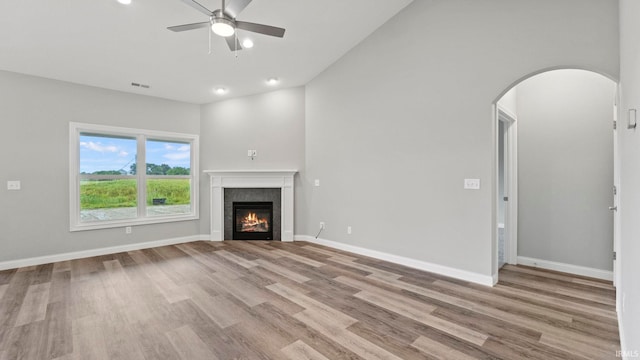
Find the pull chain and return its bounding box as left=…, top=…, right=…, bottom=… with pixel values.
left=208, top=18, right=212, bottom=55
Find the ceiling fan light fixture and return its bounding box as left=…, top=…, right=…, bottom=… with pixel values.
left=117, top=0, right=131, bottom=4
left=211, top=18, right=235, bottom=37
left=266, top=77, right=279, bottom=86
left=214, top=87, right=227, bottom=95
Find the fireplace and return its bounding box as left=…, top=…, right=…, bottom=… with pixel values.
left=232, top=202, right=273, bottom=240
left=205, top=170, right=296, bottom=241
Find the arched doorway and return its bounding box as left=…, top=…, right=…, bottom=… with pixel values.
left=493, top=69, right=618, bottom=284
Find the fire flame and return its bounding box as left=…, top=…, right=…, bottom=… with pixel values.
left=241, top=212, right=269, bottom=232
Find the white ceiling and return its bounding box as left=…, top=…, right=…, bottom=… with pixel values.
left=0, top=0, right=413, bottom=104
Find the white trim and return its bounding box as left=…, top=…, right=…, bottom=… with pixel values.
left=618, top=310, right=629, bottom=360
left=498, top=105, right=518, bottom=121
left=613, top=89, right=621, bottom=295
left=69, top=122, right=200, bottom=232
left=205, top=170, right=297, bottom=242
left=498, top=107, right=518, bottom=266
left=517, top=256, right=613, bottom=281
left=296, top=235, right=494, bottom=286
left=0, top=234, right=209, bottom=271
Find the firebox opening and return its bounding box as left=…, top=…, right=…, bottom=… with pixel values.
left=233, top=202, right=274, bottom=240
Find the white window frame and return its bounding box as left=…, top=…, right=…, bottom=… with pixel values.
left=69, top=122, right=199, bottom=231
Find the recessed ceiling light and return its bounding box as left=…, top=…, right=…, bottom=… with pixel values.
left=266, top=77, right=279, bottom=86
left=242, top=39, right=254, bottom=49
left=117, top=0, right=131, bottom=4
left=214, top=87, right=227, bottom=95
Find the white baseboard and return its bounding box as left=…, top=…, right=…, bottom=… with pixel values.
left=618, top=310, right=627, bottom=359
left=0, top=234, right=209, bottom=271
left=517, top=256, right=613, bottom=281
left=295, top=235, right=494, bottom=286
left=491, top=272, right=499, bottom=286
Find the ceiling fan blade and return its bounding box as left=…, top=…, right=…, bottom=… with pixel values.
left=235, top=21, right=285, bottom=38
left=180, top=0, right=213, bottom=16
left=168, top=21, right=211, bottom=32
left=224, top=0, right=252, bottom=18
left=225, top=36, right=243, bottom=51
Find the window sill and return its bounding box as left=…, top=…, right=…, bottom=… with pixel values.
left=69, top=213, right=199, bottom=232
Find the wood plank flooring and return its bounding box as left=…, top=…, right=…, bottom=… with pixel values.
left=0, top=241, right=620, bottom=359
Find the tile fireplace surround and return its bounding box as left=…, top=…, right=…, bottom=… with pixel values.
left=205, top=170, right=297, bottom=241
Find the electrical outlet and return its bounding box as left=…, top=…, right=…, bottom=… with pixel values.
left=125, top=226, right=132, bottom=234
left=319, top=222, right=325, bottom=230
left=347, top=226, right=352, bottom=235
left=252, top=150, right=257, bottom=157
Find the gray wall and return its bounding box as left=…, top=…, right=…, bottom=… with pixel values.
left=199, top=87, right=306, bottom=236
left=619, top=0, right=640, bottom=352
left=304, top=0, right=618, bottom=276
left=0, top=70, right=201, bottom=262
left=516, top=70, right=615, bottom=271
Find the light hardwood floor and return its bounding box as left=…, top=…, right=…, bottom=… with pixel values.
left=0, top=241, right=620, bottom=359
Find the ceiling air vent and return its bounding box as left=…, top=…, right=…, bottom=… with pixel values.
left=131, top=82, right=151, bottom=89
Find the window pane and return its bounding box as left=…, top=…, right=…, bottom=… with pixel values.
left=145, top=140, right=191, bottom=175
left=80, top=179, right=137, bottom=222
left=79, top=134, right=137, bottom=175
left=146, top=179, right=191, bottom=216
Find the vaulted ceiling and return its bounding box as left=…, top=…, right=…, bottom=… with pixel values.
left=0, top=0, right=413, bottom=104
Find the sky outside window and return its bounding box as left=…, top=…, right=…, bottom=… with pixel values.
left=146, top=139, right=191, bottom=172
left=79, top=135, right=191, bottom=174
left=79, top=134, right=136, bottom=174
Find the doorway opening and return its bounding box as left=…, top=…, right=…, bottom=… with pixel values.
left=493, top=69, right=618, bottom=283
left=497, top=107, right=517, bottom=269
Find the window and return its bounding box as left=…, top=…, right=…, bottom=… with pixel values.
left=69, top=122, right=199, bottom=231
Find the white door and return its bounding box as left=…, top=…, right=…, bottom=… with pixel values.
left=498, top=120, right=507, bottom=268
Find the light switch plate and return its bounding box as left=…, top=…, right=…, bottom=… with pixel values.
left=7, top=180, right=21, bottom=190
left=247, top=150, right=253, bottom=157
left=464, top=178, right=480, bottom=190
left=314, top=179, right=320, bottom=187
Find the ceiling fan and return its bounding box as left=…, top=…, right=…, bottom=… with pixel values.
left=168, top=0, right=286, bottom=51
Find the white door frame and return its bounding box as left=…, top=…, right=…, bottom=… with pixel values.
left=496, top=106, right=518, bottom=274
left=613, top=89, right=621, bottom=292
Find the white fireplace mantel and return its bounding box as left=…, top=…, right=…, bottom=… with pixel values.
left=205, top=170, right=297, bottom=242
